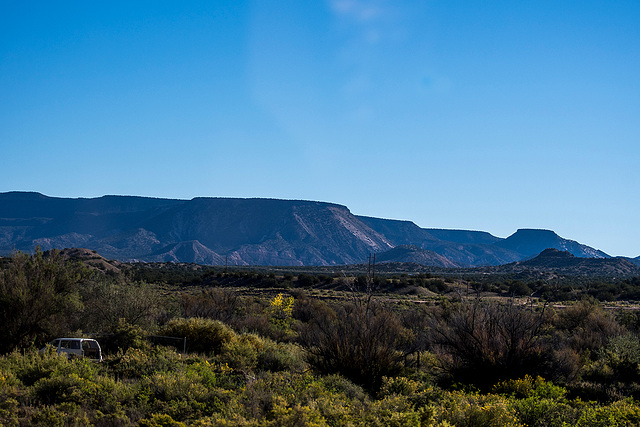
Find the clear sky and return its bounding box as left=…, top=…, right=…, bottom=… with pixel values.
left=1, top=1, right=638, bottom=257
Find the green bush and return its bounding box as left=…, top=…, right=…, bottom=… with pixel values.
left=142, top=371, right=208, bottom=404
left=28, top=401, right=106, bottom=426
left=7, top=348, right=73, bottom=386
left=574, top=399, right=640, bottom=427
left=378, top=376, right=422, bottom=398
left=159, top=318, right=236, bottom=355
left=220, top=334, right=261, bottom=371
left=220, top=333, right=305, bottom=373
left=138, top=413, right=187, bottom=427
left=601, top=333, right=640, bottom=380
left=509, top=397, right=578, bottom=427
left=436, top=391, right=523, bottom=427
left=554, top=300, right=624, bottom=354
left=256, top=340, right=306, bottom=373
left=99, top=318, right=150, bottom=354
left=492, top=375, right=567, bottom=400
left=365, top=395, right=434, bottom=427
left=0, top=397, right=19, bottom=426
left=264, top=395, right=327, bottom=427
left=321, top=374, right=368, bottom=402
left=106, top=346, right=182, bottom=379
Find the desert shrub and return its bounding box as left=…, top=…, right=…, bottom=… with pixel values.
left=138, top=413, right=187, bottom=427
left=79, top=277, right=164, bottom=332
left=269, top=294, right=294, bottom=324
left=142, top=370, right=208, bottom=404
left=239, top=371, right=326, bottom=421
left=616, top=309, right=640, bottom=334
left=256, top=340, right=306, bottom=373
left=377, top=375, right=447, bottom=415
left=509, top=396, right=578, bottom=427
left=263, top=395, right=328, bottom=427
left=299, top=295, right=407, bottom=392
left=548, top=346, right=582, bottom=383
left=378, top=376, right=422, bottom=398
left=429, top=300, right=550, bottom=389
left=492, top=377, right=577, bottom=427
left=185, top=359, right=241, bottom=393
left=292, top=294, right=334, bottom=323
left=0, top=397, right=19, bottom=427
left=296, top=274, right=319, bottom=287
left=32, top=372, right=97, bottom=406
left=29, top=404, right=92, bottom=427
left=235, top=314, right=272, bottom=338
left=106, top=345, right=182, bottom=379
left=321, top=374, right=368, bottom=402
left=94, top=410, right=131, bottom=427
left=221, top=334, right=261, bottom=371
left=227, top=297, right=291, bottom=341
left=99, top=318, right=150, bottom=354
left=364, top=394, right=436, bottom=427
left=243, top=372, right=368, bottom=426
left=6, top=347, right=75, bottom=386
left=189, top=414, right=260, bottom=426
left=312, top=391, right=369, bottom=426
left=0, top=368, right=20, bottom=398
left=553, top=300, right=624, bottom=355
left=492, top=375, right=567, bottom=400
left=180, top=289, right=241, bottom=324
left=599, top=333, right=640, bottom=381
left=509, top=281, right=532, bottom=297
left=578, top=333, right=640, bottom=400
left=0, top=249, right=87, bottom=353
left=27, top=358, right=127, bottom=411
left=159, top=318, right=236, bottom=355
left=221, top=332, right=305, bottom=373
left=267, top=293, right=296, bottom=341
left=426, top=278, right=448, bottom=293
left=397, top=308, right=433, bottom=370
left=574, top=399, right=640, bottom=427
left=436, top=391, right=523, bottom=427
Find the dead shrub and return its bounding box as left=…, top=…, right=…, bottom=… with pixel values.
left=428, top=299, right=550, bottom=389
left=298, top=295, right=407, bottom=392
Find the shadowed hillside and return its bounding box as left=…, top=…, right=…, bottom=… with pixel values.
left=0, top=192, right=616, bottom=267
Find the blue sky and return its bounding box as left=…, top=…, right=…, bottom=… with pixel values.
left=1, top=1, right=638, bottom=257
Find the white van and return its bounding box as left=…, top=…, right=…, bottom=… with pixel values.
left=44, top=338, right=103, bottom=362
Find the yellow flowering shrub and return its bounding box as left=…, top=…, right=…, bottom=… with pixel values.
left=270, top=294, right=294, bottom=323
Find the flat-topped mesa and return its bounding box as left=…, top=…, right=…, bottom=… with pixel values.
left=0, top=192, right=615, bottom=268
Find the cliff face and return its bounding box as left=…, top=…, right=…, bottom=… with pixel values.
left=0, top=193, right=392, bottom=266
left=0, top=192, right=612, bottom=267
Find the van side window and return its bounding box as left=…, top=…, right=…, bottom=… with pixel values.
left=60, top=340, right=71, bottom=349
left=51, top=339, right=60, bottom=348
left=70, top=340, right=81, bottom=349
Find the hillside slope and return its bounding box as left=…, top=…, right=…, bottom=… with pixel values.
left=0, top=192, right=392, bottom=266
left=489, top=248, right=640, bottom=277
left=0, top=192, right=614, bottom=267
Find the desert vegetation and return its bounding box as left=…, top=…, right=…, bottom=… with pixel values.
left=2, top=250, right=640, bottom=425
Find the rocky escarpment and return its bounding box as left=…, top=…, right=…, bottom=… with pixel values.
left=0, top=192, right=615, bottom=267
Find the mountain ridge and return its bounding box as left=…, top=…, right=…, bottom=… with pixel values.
left=485, top=248, right=640, bottom=277
left=0, top=192, right=624, bottom=268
